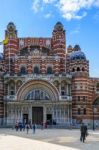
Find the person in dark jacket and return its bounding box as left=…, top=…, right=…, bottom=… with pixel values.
left=26, top=124, right=30, bottom=134
left=32, top=124, right=36, bottom=134
left=80, top=123, right=87, bottom=143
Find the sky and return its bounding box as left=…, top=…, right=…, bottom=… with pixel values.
left=0, top=0, right=99, bottom=77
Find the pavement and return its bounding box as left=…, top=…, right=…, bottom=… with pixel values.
left=0, top=128, right=99, bottom=150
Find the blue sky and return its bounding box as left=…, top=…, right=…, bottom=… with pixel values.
left=0, top=0, right=99, bottom=77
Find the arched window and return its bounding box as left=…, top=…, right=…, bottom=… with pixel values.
left=20, top=66, right=27, bottom=75
left=9, top=82, right=15, bottom=95
left=25, top=89, right=50, bottom=100
left=34, top=66, right=39, bottom=74
left=78, top=108, right=81, bottom=115
left=72, top=68, right=75, bottom=72
left=83, top=108, right=86, bottom=115
left=78, top=96, right=80, bottom=101
left=77, top=67, right=80, bottom=72
left=47, top=66, right=53, bottom=74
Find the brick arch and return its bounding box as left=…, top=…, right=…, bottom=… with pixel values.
left=17, top=79, right=59, bottom=101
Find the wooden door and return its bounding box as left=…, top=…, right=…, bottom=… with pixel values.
left=32, top=107, right=43, bottom=124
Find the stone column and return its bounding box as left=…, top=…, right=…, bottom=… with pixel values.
left=29, top=104, right=32, bottom=122
left=43, top=105, right=46, bottom=124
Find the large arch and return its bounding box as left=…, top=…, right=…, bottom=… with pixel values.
left=17, top=79, right=59, bottom=101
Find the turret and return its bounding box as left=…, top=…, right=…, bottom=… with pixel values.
left=67, top=45, right=89, bottom=77
left=4, top=22, right=18, bottom=74
left=52, top=22, right=66, bottom=73
left=0, top=53, right=4, bottom=124
left=5, top=22, right=17, bottom=39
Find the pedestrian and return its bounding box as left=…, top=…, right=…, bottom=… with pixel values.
left=19, top=122, right=22, bottom=131
left=32, top=123, right=36, bottom=134
left=84, top=124, right=88, bottom=138
left=26, top=123, right=29, bottom=134
left=45, top=121, right=48, bottom=129
left=80, top=123, right=86, bottom=143
left=15, top=121, right=19, bottom=131
left=22, top=122, right=25, bottom=131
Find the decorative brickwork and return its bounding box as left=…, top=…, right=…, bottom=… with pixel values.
left=0, top=22, right=99, bottom=127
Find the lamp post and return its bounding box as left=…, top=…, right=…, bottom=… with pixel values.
left=93, top=106, right=97, bottom=131
left=93, top=105, right=95, bottom=130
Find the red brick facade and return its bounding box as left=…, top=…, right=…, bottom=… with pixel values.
left=0, top=22, right=99, bottom=127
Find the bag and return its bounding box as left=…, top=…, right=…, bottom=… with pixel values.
left=86, top=132, right=89, bottom=137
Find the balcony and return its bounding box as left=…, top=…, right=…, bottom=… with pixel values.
left=59, top=95, right=72, bottom=101
left=4, top=95, right=17, bottom=101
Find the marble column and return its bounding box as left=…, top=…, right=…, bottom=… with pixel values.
left=29, top=105, right=32, bottom=122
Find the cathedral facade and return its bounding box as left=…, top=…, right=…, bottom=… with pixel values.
left=0, top=22, right=99, bottom=127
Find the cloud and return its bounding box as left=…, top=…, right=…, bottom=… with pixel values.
left=32, top=0, right=41, bottom=13
left=44, top=12, right=53, bottom=18
left=32, top=0, right=99, bottom=20
left=43, top=0, right=56, bottom=4
left=58, top=0, right=99, bottom=20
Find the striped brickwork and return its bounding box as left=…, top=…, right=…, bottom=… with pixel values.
left=0, top=22, right=98, bottom=125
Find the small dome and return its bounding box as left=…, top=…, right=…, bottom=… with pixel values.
left=54, top=22, right=64, bottom=31
left=0, top=53, right=3, bottom=60
left=7, top=22, right=16, bottom=30
left=70, top=51, right=86, bottom=60
left=73, top=45, right=81, bottom=51
left=67, top=45, right=73, bottom=49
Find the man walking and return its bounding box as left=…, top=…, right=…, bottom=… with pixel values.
left=80, top=123, right=87, bottom=143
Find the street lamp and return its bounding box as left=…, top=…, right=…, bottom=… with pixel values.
left=93, top=106, right=97, bottom=130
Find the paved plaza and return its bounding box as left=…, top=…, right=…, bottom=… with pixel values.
left=0, top=128, right=99, bottom=150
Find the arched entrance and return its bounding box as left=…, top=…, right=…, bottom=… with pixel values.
left=16, top=79, right=59, bottom=124
left=17, top=79, right=59, bottom=101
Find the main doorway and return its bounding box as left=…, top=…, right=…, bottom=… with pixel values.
left=32, top=107, right=43, bottom=124
left=23, top=114, right=28, bottom=124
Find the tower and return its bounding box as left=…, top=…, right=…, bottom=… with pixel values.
left=67, top=45, right=90, bottom=124
left=4, top=22, right=18, bottom=74
left=52, top=22, right=66, bottom=73
left=0, top=53, right=4, bottom=125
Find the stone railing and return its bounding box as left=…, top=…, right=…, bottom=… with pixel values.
left=4, top=73, right=72, bottom=79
